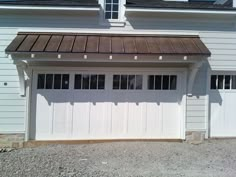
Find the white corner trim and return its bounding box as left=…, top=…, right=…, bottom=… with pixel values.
left=125, top=7, right=236, bottom=15
left=15, top=62, right=27, bottom=96
left=0, top=5, right=100, bottom=11
left=187, top=61, right=204, bottom=96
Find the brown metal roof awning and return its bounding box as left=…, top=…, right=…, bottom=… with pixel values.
left=5, top=32, right=211, bottom=57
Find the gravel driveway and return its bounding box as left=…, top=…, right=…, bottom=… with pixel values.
left=0, top=139, right=236, bottom=177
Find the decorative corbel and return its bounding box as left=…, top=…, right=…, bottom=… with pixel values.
left=14, top=61, right=27, bottom=96
left=187, top=61, right=204, bottom=97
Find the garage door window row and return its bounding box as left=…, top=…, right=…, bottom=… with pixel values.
left=37, top=74, right=70, bottom=90
left=148, top=75, right=177, bottom=90
left=74, top=74, right=105, bottom=90
left=211, top=75, right=236, bottom=90
left=113, top=75, right=143, bottom=90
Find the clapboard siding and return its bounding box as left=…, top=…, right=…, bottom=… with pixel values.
left=0, top=105, right=25, bottom=112
left=186, top=123, right=206, bottom=130
left=186, top=66, right=207, bottom=130
left=0, top=124, right=25, bottom=132
left=0, top=27, right=25, bottom=133
left=0, top=70, right=18, bottom=76
left=0, top=118, right=24, bottom=124
left=0, top=93, right=24, bottom=99
left=0, top=112, right=25, bottom=118
left=0, top=100, right=26, bottom=106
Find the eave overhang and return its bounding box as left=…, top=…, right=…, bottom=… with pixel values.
left=5, top=32, right=211, bottom=59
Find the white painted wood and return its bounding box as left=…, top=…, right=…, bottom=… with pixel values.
left=186, top=123, right=206, bottom=130
left=0, top=112, right=25, bottom=118
left=0, top=99, right=26, bottom=106
left=0, top=118, right=24, bottom=124
left=31, top=69, right=186, bottom=140
left=0, top=105, right=25, bottom=112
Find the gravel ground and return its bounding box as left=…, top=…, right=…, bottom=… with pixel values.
left=0, top=139, right=236, bottom=177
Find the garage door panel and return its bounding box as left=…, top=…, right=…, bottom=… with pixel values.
left=111, top=102, right=128, bottom=136
left=127, top=102, right=145, bottom=136
left=162, top=103, right=181, bottom=138
left=35, top=94, right=52, bottom=138
left=89, top=102, right=110, bottom=137
left=225, top=93, right=236, bottom=133
left=72, top=102, right=90, bottom=137
left=146, top=102, right=161, bottom=136
left=52, top=102, right=69, bottom=135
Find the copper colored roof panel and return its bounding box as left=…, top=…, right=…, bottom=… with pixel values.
left=5, top=32, right=211, bottom=56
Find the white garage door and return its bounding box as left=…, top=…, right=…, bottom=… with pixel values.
left=210, top=73, right=236, bottom=137
left=30, top=69, right=186, bottom=140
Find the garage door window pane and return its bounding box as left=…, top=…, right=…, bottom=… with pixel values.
left=113, top=75, right=120, bottom=89
left=82, top=75, right=90, bottom=89
left=37, top=74, right=45, bottom=89
left=148, top=75, right=154, bottom=90
left=46, top=74, right=53, bottom=89
left=135, top=75, right=143, bottom=90
left=170, top=75, right=177, bottom=90
left=128, top=75, right=135, bottom=90
left=224, top=75, right=230, bottom=90
left=155, top=75, right=162, bottom=90
left=98, top=75, right=105, bottom=89
left=211, top=75, right=217, bottom=90
left=54, top=74, right=62, bottom=89
left=162, top=75, right=169, bottom=90
left=62, top=74, right=69, bottom=89
left=90, top=75, right=98, bottom=89
left=232, top=76, right=236, bottom=89
left=121, top=75, right=128, bottom=90
left=217, top=75, right=224, bottom=89
left=74, top=74, right=82, bottom=89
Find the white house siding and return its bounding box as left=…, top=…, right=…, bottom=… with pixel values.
left=0, top=28, right=26, bottom=133
left=0, top=10, right=236, bottom=136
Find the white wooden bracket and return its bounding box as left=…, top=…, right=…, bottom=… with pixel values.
left=187, top=61, right=204, bottom=97
left=14, top=61, right=27, bottom=96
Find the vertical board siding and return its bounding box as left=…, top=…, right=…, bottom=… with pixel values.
left=0, top=12, right=236, bottom=134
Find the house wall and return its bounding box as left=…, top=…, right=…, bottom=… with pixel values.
left=124, top=13, right=236, bottom=136
left=0, top=9, right=236, bottom=141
